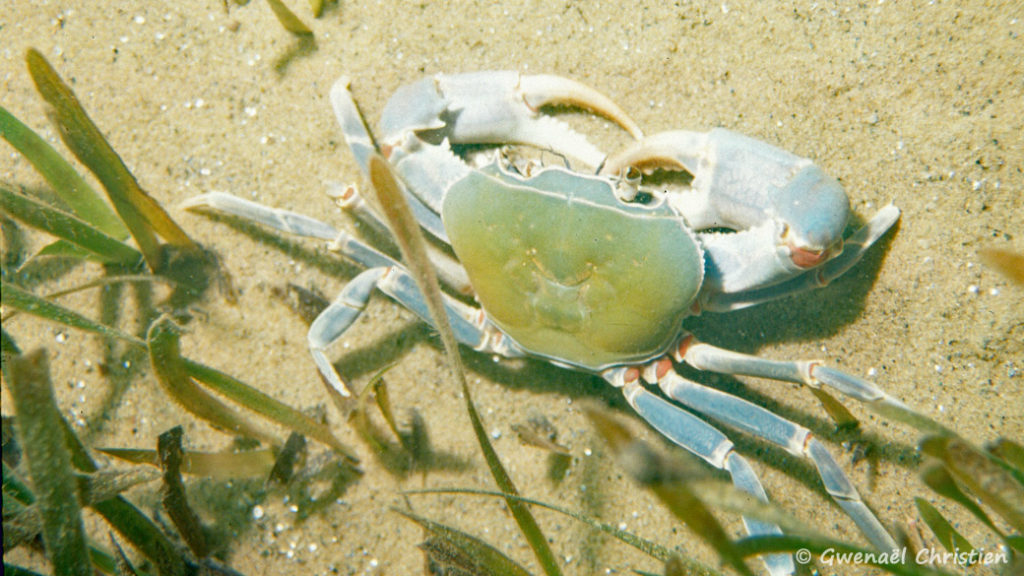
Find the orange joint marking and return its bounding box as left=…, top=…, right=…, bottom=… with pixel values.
left=380, top=142, right=394, bottom=159
left=675, top=334, right=696, bottom=361
left=790, top=245, right=828, bottom=268
left=655, top=357, right=673, bottom=380
left=623, top=367, right=641, bottom=384
left=802, top=432, right=816, bottom=452
left=818, top=269, right=832, bottom=287
left=804, top=361, right=822, bottom=388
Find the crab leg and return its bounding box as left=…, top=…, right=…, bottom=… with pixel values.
left=331, top=78, right=468, bottom=222
left=673, top=333, right=950, bottom=435
left=643, top=361, right=898, bottom=553
left=331, top=184, right=473, bottom=295
left=330, top=176, right=450, bottom=244
left=675, top=334, right=898, bottom=405
left=309, top=266, right=524, bottom=396
left=183, top=192, right=393, bottom=267
left=182, top=192, right=337, bottom=240
left=604, top=368, right=794, bottom=576
left=430, top=72, right=644, bottom=146
left=603, top=128, right=850, bottom=247
left=184, top=191, right=472, bottom=295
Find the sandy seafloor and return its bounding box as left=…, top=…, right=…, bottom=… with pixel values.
left=2, top=1, right=1023, bottom=575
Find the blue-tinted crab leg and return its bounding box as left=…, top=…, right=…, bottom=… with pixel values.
left=604, top=368, right=795, bottom=576
left=604, top=128, right=849, bottom=247
left=183, top=192, right=338, bottom=240
left=330, top=180, right=450, bottom=251
left=673, top=334, right=951, bottom=435
left=183, top=192, right=394, bottom=268
left=702, top=205, right=901, bottom=312
left=331, top=78, right=469, bottom=222
left=643, top=361, right=898, bottom=552
left=354, top=71, right=640, bottom=179
left=333, top=74, right=640, bottom=225
left=674, top=333, right=911, bottom=416
left=184, top=192, right=472, bottom=294
left=331, top=184, right=474, bottom=295
left=310, top=266, right=523, bottom=396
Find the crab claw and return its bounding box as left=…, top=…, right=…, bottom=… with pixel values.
left=772, top=162, right=851, bottom=268
left=517, top=74, right=644, bottom=139
left=377, top=72, right=642, bottom=168
left=602, top=128, right=855, bottom=293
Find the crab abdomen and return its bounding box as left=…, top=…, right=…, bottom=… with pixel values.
left=442, top=168, right=703, bottom=371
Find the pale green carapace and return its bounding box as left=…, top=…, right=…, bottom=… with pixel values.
left=442, top=167, right=704, bottom=371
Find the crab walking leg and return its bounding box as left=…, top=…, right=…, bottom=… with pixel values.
left=333, top=185, right=474, bottom=296
left=184, top=192, right=402, bottom=267
left=331, top=181, right=449, bottom=244
left=645, top=362, right=898, bottom=552
left=309, top=266, right=524, bottom=396
left=674, top=334, right=916, bottom=418
left=674, top=334, right=951, bottom=435
left=183, top=192, right=339, bottom=240
left=702, top=205, right=901, bottom=312
left=331, top=78, right=470, bottom=221
left=604, top=368, right=795, bottom=576
left=185, top=191, right=473, bottom=294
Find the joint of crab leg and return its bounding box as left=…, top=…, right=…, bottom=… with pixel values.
left=518, top=74, right=644, bottom=139
left=471, top=313, right=521, bottom=357
left=797, top=361, right=823, bottom=389
left=641, top=357, right=674, bottom=383
left=601, top=365, right=641, bottom=389
left=810, top=365, right=897, bottom=404
left=672, top=333, right=697, bottom=362
left=326, top=182, right=358, bottom=207
left=805, top=436, right=899, bottom=552
left=481, top=329, right=525, bottom=360
left=308, top=267, right=392, bottom=397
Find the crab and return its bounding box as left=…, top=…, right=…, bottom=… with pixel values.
left=186, top=71, right=908, bottom=574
